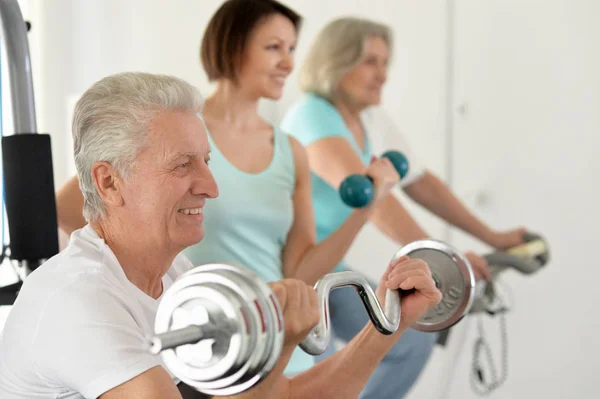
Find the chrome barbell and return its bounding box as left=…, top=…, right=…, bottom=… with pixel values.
left=148, top=239, right=479, bottom=394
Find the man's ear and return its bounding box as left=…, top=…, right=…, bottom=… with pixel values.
left=91, top=162, right=124, bottom=208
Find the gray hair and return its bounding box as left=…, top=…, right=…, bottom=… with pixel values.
left=72, top=72, right=204, bottom=222
left=299, top=17, right=392, bottom=100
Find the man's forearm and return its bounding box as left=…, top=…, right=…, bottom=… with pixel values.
left=369, top=194, right=429, bottom=245
left=404, top=172, right=496, bottom=245
left=286, top=324, right=407, bottom=399
left=222, top=344, right=295, bottom=399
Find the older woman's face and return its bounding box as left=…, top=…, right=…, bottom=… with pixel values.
left=338, top=36, right=389, bottom=107
left=120, top=110, right=218, bottom=252
left=237, top=13, right=297, bottom=100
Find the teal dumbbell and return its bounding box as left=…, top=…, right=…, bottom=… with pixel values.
left=339, top=151, right=409, bottom=208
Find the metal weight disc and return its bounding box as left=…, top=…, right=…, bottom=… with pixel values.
left=391, top=239, right=475, bottom=332
left=155, top=270, right=252, bottom=390
left=198, top=266, right=283, bottom=396
left=171, top=267, right=268, bottom=395
left=165, top=264, right=284, bottom=396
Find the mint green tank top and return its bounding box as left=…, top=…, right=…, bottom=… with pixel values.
left=183, top=126, right=314, bottom=375
left=281, top=93, right=372, bottom=273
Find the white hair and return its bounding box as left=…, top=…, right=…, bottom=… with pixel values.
left=300, top=17, right=392, bottom=100
left=72, top=72, right=204, bottom=222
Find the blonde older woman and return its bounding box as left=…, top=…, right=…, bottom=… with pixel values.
left=281, top=17, right=528, bottom=398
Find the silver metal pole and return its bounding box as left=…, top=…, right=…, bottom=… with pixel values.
left=149, top=323, right=225, bottom=355
left=0, top=0, right=39, bottom=275
left=0, top=0, right=37, bottom=134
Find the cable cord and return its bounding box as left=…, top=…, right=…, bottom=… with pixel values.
left=470, top=286, right=509, bottom=396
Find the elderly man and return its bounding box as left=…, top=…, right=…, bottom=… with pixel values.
left=0, top=72, right=440, bottom=399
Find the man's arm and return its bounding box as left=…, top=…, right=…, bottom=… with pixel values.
left=174, top=341, right=296, bottom=399
left=102, top=260, right=437, bottom=399
left=287, top=323, right=407, bottom=399
left=171, top=326, right=383, bottom=399
left=282, top=256, right=440, bottom=399
left=99, top=366, right=182, bottom=399
left=104, top=283, right=306, bottom=399
left=216, top=339, right=298, bottom=399
left=218, top=279, right=320, bottom=399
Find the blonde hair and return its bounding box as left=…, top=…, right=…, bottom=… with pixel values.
left=299, top=17, right=392, bottom=100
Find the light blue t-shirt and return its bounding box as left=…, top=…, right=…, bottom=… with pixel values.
left=183, top=126, right=314, bottom=375
left=281, top=93, right=373, bottom=272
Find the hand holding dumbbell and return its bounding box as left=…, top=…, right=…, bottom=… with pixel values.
left=339, top=150, right=409, bottom=208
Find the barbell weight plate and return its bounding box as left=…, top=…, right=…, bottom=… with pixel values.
left=188, top=265, right=284, bottom=388
left=155, top=264, right=284, bottom=396
left=195, top=267, right=282, bottom=396
left=155, top=273, right=251, bottom=387
left=173, top=268, right=272, bottom=395
left=157, top=270, right=265, bottom=395
left=391, top=239, right=475, bottom=332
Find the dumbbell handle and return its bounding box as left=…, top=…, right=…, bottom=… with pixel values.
left=299, top=271, right=400, bottom=356
left=149, top=323, right=222, bottom=355
left=362, top=150, right=407, bottom=182
left=340, top=150, right=408, bottom=208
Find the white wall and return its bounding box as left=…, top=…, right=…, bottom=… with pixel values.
left=443, top=1, right=600, bottom=398
left=1, top=0, right=598, bottom=398
left=28, top=0, right=219, bottom=186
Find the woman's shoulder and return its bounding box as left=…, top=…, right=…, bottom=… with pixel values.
left=281, top=93, right=348, bottom=145
left=283, top=93, right=342, bottom=124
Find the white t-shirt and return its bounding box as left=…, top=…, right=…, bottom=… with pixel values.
left=0, top=225, right=193, bottom=398
left=360, top=106, right=426, bottom=187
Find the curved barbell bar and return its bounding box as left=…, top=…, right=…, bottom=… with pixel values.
left=299, top=271, right=401, bottom=355
left=151, top=271, right=403, bottom=358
